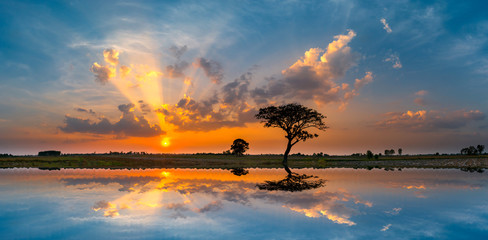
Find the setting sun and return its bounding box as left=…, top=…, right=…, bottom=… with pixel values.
left=161, top=137, right=171, bottom=147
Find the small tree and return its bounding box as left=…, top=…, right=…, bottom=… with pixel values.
left=255, top=103, right=327, bottom=175
left=398, top=148, right=402, bottom=155
left=366, top=150, right=373, bottom=159
left=230, top=138, right=249, bottom=156
left=477, top=145, right=485, bottom=155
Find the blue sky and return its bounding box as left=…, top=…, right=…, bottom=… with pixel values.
left=1, top=0, right=488, bottom=154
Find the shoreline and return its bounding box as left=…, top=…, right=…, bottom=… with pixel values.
left=1, top=154, right=487, bottom=170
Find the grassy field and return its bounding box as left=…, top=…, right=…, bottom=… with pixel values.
left=1, top=154, right=488, bottom=170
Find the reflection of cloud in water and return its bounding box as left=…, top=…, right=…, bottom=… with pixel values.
left=403, top=185, right=426, bottom=190
left=88, top=174, right=372, bottom=226
left=61, top=176, right=160, bottom=192
left=79, top=170, right=371, bottom=226
left=92, top=200, right=119, bottom=217
left=258, top=188, right=372, bottom=226
left=197, top=201, right=223, bottom=213
left=387, top=177, right=484, bottom=198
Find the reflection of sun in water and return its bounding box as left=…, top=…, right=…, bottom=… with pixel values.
left=161, top=137, right=171, bottom=147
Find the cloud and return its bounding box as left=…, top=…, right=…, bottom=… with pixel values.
left=157, top=94, right=257, bottom=132
left=354, top=71, right=373, bottom=89
left=380, top=18, right=392, bottom=33
left=120, top=65, right=131, bottom=78
left=165, top=203, right=189, bottom=211
left=92, top=200, right=116, bottom=211
left=169, top=45, right=188, bottom=59
left=222, top=72, right=252, bottom=105
left=166, top=61, right=189, bottom=78
left=60, top=104, right=164, bottom=137
left=194, top=57, right=224, bottom=84
left=276, top=189, right=372, bottom=226
left=62, top=176, right=160, bottom=192
left=376, top=109, right=485, bottom=131
left=90, top=62, right=115, bottom=84
left=381, top=224, right=392, bottom=231
left=385, top=208, right=402, bottom=215
left=197, top=201, right=223, bottom=213
left=414, top=98, right=427, bottom=106
left=415, top=90, right=428, bottom=96
left=138, top=100, right=152, bottom=114
left=414, top=90, right=428, bottom=106
left=251, top=30, right=371, bottom=109
left=385, top=54, right=402, bottom=69
left=103, top=48, right=120, bottom=66
left=75, top=108, right=96, bottom=115
left=90, top=48, right=120, bottom=84
left=118, top=103, right=135, bottom=113
left=156, top=72, right=257, bottom=132
left=92, top=200, right=120, bottom=217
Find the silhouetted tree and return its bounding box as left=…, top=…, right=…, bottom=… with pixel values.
left=477, top=145, right=485, bottom=155
left=230, top=138, right=249, bottom=156
left=222, top=150, right=232, bottom=155
left=461, top=146, right=478, bottom=155
left=255, top=103, right=327, bottom=175
left=384, top=149, right=395, bottom=156
left=398, top=148, right=402, bottom=155
left=366, top=150, right=373, bottom=159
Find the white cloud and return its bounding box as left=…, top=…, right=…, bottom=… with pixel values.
left=385, top=54, right=402, bottom=69
left=385, top=207, right=402, bottom=215
left=381, top=224, right=392, bottom=231
left=380, top=18, right=392, bottom=33
left=252, top=30, right=372, bottom=109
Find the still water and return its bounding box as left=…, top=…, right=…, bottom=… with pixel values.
left=1, top=168, right=487, bottom=239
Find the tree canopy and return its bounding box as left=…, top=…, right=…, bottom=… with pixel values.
left=230, top=138, right=249, bottom=156
left=255, top=103, right=327, bottom=146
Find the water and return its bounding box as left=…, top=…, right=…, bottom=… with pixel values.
left=1, top=168, right=487, bottom=239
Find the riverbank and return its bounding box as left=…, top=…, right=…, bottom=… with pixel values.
left=1, top=154, right=487, bottom=170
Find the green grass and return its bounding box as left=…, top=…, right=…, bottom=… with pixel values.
left=1, top=154, right=488, bottom=170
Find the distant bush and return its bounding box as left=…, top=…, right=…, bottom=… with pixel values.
left=461, top=145, right=484, bottom=155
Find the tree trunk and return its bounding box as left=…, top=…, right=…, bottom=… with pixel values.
left=283, top=140, right=292, bottom=175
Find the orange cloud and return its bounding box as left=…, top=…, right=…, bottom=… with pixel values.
left=120, top=65, right=131, bottom=78
left=103, top=48, right=120, bottom=66
left=90, top=62, right=115, bottom=84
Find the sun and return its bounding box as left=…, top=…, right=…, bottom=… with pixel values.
left=161, top=137, right=171, bottom=147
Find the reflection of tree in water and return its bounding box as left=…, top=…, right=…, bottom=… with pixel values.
left=257, top=173, right=325, bottom=192
left=460, top=167, right=485, bottom=173
left=230, top=168, right=249, bottom=176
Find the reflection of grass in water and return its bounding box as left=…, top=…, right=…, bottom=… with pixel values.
left=256, top=173, right=326, bottom=192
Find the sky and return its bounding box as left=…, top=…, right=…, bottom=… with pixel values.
left=1, top=0, right=488, bottom=155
